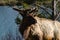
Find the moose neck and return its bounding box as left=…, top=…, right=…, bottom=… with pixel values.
left=19, top=16, right=37, bottom=35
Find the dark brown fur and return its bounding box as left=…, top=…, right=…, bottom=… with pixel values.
left=19, top=16, right=37, bottom=35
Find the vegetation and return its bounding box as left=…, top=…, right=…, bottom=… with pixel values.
left=1, top=0, right=60, bottom=24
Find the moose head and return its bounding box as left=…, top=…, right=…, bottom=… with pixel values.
left=13, top=7, right=39, bottom=40
left=13, top=7, right=38, bottom=35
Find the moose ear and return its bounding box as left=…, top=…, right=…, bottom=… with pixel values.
left=13, top=7, right=26, bottom=17
left=30, top=7, right=38, bottom=13
left=13, top=7, right=25, bottom=13
left=31, top=7, right=36, bottom=11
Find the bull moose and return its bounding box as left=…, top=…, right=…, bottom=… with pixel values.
left=13, top=7, right=60, bottom=40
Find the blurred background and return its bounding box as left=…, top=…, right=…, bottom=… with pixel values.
left=0, top=0, right=60, bottom=40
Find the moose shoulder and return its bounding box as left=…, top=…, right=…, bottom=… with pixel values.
left=13, top=7, right=60, bottom=40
